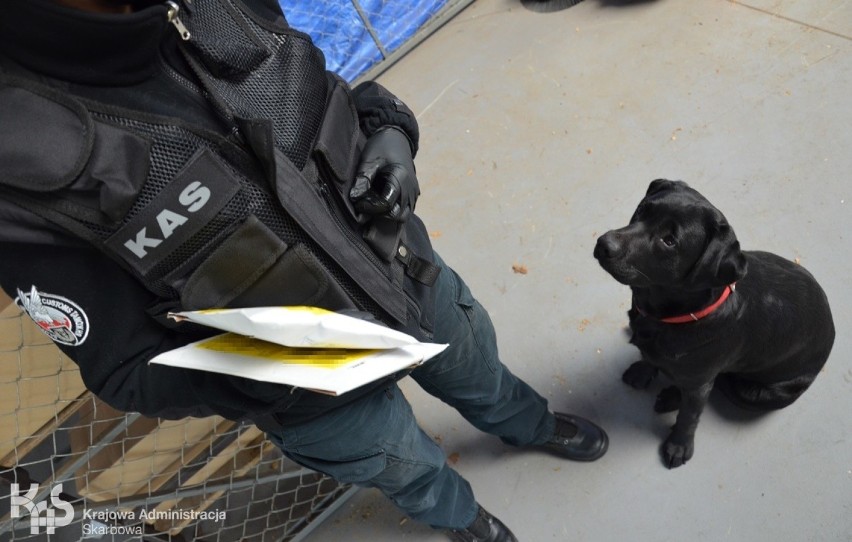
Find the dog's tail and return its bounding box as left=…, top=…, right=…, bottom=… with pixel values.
left=715, top=373, right=816, bottom=411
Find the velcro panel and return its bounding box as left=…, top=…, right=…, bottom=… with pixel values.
left=104, top=149, right=241, bottom=275
left=179, top=215, right=288, bottom=310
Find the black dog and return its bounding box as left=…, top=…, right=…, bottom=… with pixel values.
left=594, top=180, right=835, bottom=468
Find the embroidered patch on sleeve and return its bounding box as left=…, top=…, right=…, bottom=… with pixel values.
left=15, top=286, right=90, bottom=346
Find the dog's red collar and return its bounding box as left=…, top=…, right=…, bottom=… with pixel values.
left=637, top=283, right=736, bottom=324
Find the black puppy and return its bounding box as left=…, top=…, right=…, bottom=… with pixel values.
left=594, top=179, right=835, bottom=468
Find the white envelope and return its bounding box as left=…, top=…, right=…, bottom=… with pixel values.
left=149, top=306, right=448, bottom=396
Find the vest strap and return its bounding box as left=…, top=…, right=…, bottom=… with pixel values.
left=396, top=244, right=441, bottom=286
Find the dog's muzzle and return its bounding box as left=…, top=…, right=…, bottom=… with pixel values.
left=594, top=232, right=623, bottom=262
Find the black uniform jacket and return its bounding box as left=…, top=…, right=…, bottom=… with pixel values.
left=0, top=0, right=432, bottom=429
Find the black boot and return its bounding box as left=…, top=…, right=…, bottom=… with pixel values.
left=446, top=505, right=518, bottom=542
left=539, top=412, right=608, bottom=461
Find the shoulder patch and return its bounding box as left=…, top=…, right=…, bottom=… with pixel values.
left=15, top=286, right=89, bottom=346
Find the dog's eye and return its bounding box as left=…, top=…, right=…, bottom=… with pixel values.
left=661, top=234, right=677, bottom=247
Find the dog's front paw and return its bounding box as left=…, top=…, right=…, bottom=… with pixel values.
left=661, top=432, right=694, bottom=469
left=622, top=361, right=658, bottom=389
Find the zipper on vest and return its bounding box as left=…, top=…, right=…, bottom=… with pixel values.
left=316, top=181, right=410, bottom=325
left=317, top=182, right=390, bottom=275
left=166, top=1, right=191, bottom=41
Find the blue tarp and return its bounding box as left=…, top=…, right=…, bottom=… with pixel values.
left=278, top=0, right=448, bottom=81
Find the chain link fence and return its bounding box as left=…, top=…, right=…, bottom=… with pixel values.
left=0, top=2, right=474, bottom=540
left=0, top=297, right=357, bottom=542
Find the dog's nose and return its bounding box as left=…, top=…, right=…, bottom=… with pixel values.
left=594, top=233, right=621, bottom=260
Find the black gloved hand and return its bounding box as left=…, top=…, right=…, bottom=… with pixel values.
left=350, top=126, right=420, bottom=223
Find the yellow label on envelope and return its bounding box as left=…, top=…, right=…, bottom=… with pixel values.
left=197, top=333, right=377, bottom=368
left=195, top=306, right=333, bottom=316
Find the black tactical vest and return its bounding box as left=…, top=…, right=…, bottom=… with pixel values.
left=0, top=0, right=439, bottom=342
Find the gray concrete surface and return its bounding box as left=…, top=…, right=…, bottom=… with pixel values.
left=311, top=1, right=851, bottom=540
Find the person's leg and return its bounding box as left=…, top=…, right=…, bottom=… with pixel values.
left=412, top=254, right=608, bottom=462
left=411, top=254, right=554, bottom=447
left=266, top=384, right=478, bottom=530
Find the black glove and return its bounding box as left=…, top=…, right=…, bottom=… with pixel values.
left=350, top=126, right=420, bottom=223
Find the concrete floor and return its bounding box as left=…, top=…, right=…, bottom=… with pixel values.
left=312, top=1, right=851, bottom=540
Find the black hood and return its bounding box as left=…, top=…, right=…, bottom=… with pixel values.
left=0, top=0, right=169, bottom=86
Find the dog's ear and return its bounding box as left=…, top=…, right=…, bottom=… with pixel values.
left=646, top=179, right=688, bottom=197
left=714, top=225, right=748, bottom=283
left=686, top=223, right=748, bottom=288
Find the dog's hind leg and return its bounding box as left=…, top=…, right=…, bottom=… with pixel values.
left=622, top=360, right=658, bottom=389
left=654, top=386, right=681, bottom=413
left=716, top=373, right=816, bottom=411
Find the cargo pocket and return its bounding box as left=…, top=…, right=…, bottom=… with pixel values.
left=68, top=121, right=151, bottom=224
left=453, top=269, right=499, bottom=374
left=179, top=215, right=356, bottom=311
left=0, top=76, right=151, bottom=227
left=0, top=76, right=93, bottom=192
left=284, top=450, right=387, bottom=485
left=312, top=80, right=365, bottom=224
